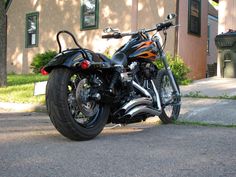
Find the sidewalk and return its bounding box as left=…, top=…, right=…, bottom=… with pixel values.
left=1, top=77, right=236, bottom=126
left=180, top=97, right=236, bottom=125
left=180, top=76, right=236, bottom=97
left=0, top=102, right=46, bottom=113
left=179, top=77, right=236, bottom=125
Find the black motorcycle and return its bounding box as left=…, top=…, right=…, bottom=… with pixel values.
left=43, top=14, right=181, bottom=141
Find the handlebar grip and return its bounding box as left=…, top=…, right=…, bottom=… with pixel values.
left=163, top=22, right=173, bottom=28
left=102, top=34, right=115, bottom=39
left=113, top=33, right=122, bottom=39
left=156, top=22, right=173, bottom=31
left=102, top=33, right=122, bottom=39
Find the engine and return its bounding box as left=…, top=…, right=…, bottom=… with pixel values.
left=140, top=62, right=158, bottom=80
left=110, top=61, right=160, bottom=124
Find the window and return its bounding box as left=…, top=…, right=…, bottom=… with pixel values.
left=81, top=0, right=99, bottom=30
left=26, top=12, right=39, bottom=48
left=188, top=0, right=201, bottom=36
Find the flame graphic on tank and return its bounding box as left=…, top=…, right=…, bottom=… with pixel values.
left=130, top=41, right=157, bottom=61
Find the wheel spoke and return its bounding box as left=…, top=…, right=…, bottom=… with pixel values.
left=156, top=70, right=181, bottom=123
left=67, top=73, right=100, bottom=128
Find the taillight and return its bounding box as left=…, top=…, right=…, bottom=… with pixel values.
left=40, top=67, right=49, bottom=75
left=80, top=60, right=91, bottom=70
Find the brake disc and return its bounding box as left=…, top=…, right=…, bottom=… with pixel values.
left=76, top=78, right=99, bottom=117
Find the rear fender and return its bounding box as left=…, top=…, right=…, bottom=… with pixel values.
left=44, top=49, right=104, bottom=73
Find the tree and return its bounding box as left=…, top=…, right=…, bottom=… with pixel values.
left=0, top=0, right=7, bottom=87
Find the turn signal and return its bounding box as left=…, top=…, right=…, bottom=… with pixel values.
left=40, top=67, right=49, bottom=75
left=80, top=60, right=91, bottom=70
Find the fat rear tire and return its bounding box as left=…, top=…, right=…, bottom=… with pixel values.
left=46, top=68, right=109, bottom=141
left=156, top=69, right=181, bottom=124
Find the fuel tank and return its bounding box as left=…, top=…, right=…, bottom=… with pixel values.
left=117, top=33, right=158, bottom=62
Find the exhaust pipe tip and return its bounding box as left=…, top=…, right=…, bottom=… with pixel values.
left=123, top=114, right=132, bottom=119
left=114, top=97, right=153, bottom=117
left=124, top=105, right=161, bottom=118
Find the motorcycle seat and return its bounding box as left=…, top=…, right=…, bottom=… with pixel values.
left=96, top=53, right=111, bottom=63
left=97, top=52, right=127, bottom=66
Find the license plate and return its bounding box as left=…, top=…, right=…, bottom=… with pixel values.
left=34, top=81, right=47, bottom=96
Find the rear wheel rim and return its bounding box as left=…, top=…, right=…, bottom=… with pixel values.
left=67, top=73, right=100, bottom=128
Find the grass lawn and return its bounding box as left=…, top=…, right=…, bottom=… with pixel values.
left=175, top=120, right=236, bottom=128
left=0, top=74, right=48, bottom=104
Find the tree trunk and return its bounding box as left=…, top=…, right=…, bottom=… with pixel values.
left=0, top=0, right=7, bottom=87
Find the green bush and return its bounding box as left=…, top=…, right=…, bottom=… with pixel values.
left=155, top=53, right=191, bottom=85
left=103, top=47, right=112, bottom=59
left=31, top=50, right=57, bottom=73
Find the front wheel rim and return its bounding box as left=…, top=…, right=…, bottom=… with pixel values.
left=161, top=74, right=179, bottom=119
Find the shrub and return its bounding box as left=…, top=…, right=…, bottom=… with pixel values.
left=155, top=53, right=191, bottom=85
left=31, top=50, right=57, bottom=73
left=103, top=47, right=112, bottom=59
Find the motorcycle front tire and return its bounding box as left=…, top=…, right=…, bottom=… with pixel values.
left=156, top=69, right=181, bottom=124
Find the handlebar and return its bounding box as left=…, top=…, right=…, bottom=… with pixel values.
left=102, top=21, right=174, bottom=39
left=156, top=21, right=173, bottom=31
left=102, top=33, right=122, bottom=39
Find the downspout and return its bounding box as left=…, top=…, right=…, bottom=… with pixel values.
left=131, top=0, right=138, bottom=32
left=6, top=0, right=13, bottom=12
left=174, top=0, right=180, bottom=57
left=5, top=0, right=13, bottom=75
left=6, top=15, right=7, bottom=75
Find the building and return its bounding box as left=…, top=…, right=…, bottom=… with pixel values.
left=217, top=0, right=236, bottom=77
left=6, top=0, right=215, bottom=79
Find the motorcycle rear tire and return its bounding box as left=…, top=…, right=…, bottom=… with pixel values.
left=46, top=68, right=110, bottom=141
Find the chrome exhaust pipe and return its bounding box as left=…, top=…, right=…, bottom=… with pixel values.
left=114, top=97, right=153, bottom=115
left=132, top=81, right=152, bottom=98
left=122, top=97, right=152, bottom=111
left=114, top=81, right=161, bottom=118
left=124, top=105, right=161, bottom=118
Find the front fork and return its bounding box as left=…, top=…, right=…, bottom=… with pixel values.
left=155, top=40, right=180, bottom=97
left=162, top=53, right=180, bottom=96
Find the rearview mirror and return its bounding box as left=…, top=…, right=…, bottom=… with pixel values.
left=103, top=27, right=119, bottom=33
left=103, top=27, right=113, bottom=33
left=166, top=13, right=176, bottom=21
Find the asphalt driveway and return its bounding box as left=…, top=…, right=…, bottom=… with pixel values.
left=0, top=112, right=236, bottom=177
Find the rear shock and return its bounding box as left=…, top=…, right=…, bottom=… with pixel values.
left=108, top=71, right=120, bottom=94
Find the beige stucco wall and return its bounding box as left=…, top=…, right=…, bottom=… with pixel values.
left=178, top=0, right=208, bottom=79
left=137, top=0, right=177, bottom=54
left=7, top=0, right=177, bottom=74
left=7, top=0, right=133, bottom=73
left=218, top=0, right=236, bottom=33
left=7, top=0, right=208, bottom=78
left=207, top=15, right=218, bottom=65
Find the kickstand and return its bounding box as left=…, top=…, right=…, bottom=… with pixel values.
left=105, top=124, right=122, bottom=129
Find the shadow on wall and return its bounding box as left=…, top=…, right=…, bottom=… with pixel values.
left=8, top=0, right=169, bottom=73
left=138, top=0, right=165, bottom=29
left=219, top=0, right=236, bottom=33
left=137, top=0, right=176, bottom=54
left=8, top=0, right=136, bottom=73
left=39, top=0, right=133, bottom=53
